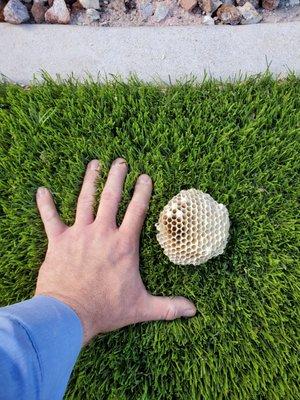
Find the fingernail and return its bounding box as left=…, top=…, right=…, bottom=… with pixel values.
left=113, top=158, right=127, bottom=166
left=89, top=159, right=99, bottom=171
left=139, top=174, right=151, bottom=184
left=182, top=308, right=196, bottom=317
left=37, top=187, right=47, bottom=197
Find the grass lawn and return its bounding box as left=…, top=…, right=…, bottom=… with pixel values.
left=0, top=74, right=299, bottom=400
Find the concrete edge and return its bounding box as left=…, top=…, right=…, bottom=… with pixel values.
left=1, top=21, right=300, bottom=83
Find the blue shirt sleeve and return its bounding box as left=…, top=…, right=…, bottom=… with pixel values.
left=0, top=295, right=83, bottom=400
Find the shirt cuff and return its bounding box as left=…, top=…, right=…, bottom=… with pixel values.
left=0, top=295, right=83, bottom=400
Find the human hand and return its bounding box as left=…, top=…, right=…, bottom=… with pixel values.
left=35, top=159, right=196, bottom=344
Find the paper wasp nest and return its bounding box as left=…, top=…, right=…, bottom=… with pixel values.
left=156, top=189, right=230, bottom=265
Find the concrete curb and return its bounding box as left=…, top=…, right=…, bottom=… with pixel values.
left=1, top=21, right=300, bottom=83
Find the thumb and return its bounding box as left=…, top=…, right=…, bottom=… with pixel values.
left=140, top=294, right=196, bottom=322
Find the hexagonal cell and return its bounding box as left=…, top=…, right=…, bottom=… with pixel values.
left=156, top=189, right=230, bottom=265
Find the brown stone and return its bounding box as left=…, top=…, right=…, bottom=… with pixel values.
left=199, top=0, right=222, bottom=14
left=200, top=0, right=211, bottom=13
left=71, top=0, right=83, bottom=11
left=31, top=1, right=48, bottom=22
left=262, top=0, right=279, bottom=10
left=179, top=0, right=197, bottom=12
left=0, top=0, right=6, bottom=21
left=216, top=4, right=242, bottom=25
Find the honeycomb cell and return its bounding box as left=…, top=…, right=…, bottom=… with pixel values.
left=155, top=189, right=230, bottom=266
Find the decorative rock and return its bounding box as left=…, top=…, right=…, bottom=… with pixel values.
left=0, top=0, right=6, bottom=22
left=200, top=0, right=222, bottom=14
left=179, top=0, right=197, bottom=12
left=216, top=4, right=241, bottom=25
left=212, top=0, right=222, bottom=12
left=139, top=0, right=153, bottom=19
left=84, top=7, right=100, bottom=22
left=289, top=0, right=300, bottom=5
left=71, top=0, right=84, bottom=11
left=154, top=2, right=170, bottom=22
left=71, top=7, right=99, bottom=24
left=31, top=0, right=48, bottom=23
left=200, top=0, right=209, bottom=13
left=202, top=14, right=215, bottom=24
left=79, top=0, right=99, bottom=9
left=3, top=0, right=30, bottom=23
left=236, top=0, right=259, bottom=8
left=124, top=0, right=136, bottom=12
left=45, top=0, right=70, bottom=23
left=237, top=1, right=262, bottom=24
left=262, top=0, right=279, bottom=9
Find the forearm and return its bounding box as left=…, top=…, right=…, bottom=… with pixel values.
left=0, top=296, right=83, bottom=400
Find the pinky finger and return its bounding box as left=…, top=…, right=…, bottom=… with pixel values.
left=36, top=187, right=67, bottom=238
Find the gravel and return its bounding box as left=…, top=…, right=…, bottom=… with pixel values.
left=0, top=0, right=299, bottom=25
left=202, top=14, right=215, bottom=23
left=79, top=0, right=99, bottom=9
left=3, top=0, right=30, bottom=23
left=154, top=2, right=170, bottom=22
left=262, top=0, right=279, bottom=8
left=139, top=0, right=153, bottom=19
left=179, top=0, right=197, bottom=12
left=238, top=1, right=262, bottom=22
left=216, top=3, right=242, bottom=24
left=45, top=0, right=70, bottom=23
left=31, top=0, right=47, bottom=23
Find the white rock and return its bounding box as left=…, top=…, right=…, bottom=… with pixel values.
left=45, top=0, right=70, bottom=23
left=79, top=0, right=100, bottom=9
left=202, top=14, right=215, bottom=24
left=139, top=0, right=153, bottom=20
left=71, top=8, right=100, bottom=25
left=154, top=2, right=170, bottom=22
left=237, top=1, right=262, bottom=24
left=85, top=8, right=100, bottom=22
left=4, top=0, right=30, bottom=24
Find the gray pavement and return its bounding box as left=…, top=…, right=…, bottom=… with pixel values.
left=0, top=22, right=300, bottom=83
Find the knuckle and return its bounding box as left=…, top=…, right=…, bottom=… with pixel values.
left=131, top=200, right=148, bottom=216
left=43, top=210, right=57, bottom=223
left=165, top=303, right=177, bottom=321
left=78, top=194, right=93, bottom=207
left=101, top=190, right=120, bottom=204
left=116, top=236, right=136, bottom=258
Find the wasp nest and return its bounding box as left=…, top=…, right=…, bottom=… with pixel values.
left=156, top=189, right=230, bottom=265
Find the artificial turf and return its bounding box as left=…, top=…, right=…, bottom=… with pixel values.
left=0, top=74, right=299, bottom=400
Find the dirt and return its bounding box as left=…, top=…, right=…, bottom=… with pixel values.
left=261, top=3, right=300, bottom=22
left=70, top=0, right=300, bottom=27
left=1, top=0, right=300, bottom=26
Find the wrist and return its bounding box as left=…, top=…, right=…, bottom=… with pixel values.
left=34, top=291, right=93, bottom=345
